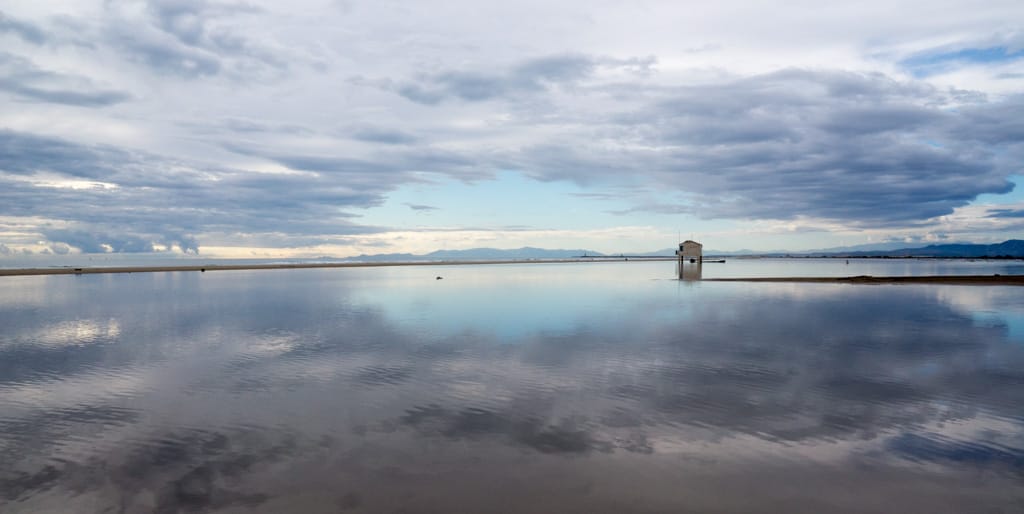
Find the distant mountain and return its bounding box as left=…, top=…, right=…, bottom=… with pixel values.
left=799, top=240, right=1024, bottom=258
left=874, top=239, right=1024, bottom=257
left=340, top=240, right=1024, bottom=262
left=344, top=247, right=607, bottom=262
left=804, top=241, right=932, bottom=253
left=708, top=240, right=1024, bottom=258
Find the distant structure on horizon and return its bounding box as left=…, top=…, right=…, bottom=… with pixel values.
left=677, top=240, right=703, bottom=280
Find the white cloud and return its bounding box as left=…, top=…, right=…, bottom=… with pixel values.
left=0, top=1, right=1022, bottom=255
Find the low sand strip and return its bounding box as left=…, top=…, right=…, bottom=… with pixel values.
left=1, top=261, right=1020, bottom=285
left=703, top=275, right=1024, bottom=285
left=0, top=258, right=653, bottom=277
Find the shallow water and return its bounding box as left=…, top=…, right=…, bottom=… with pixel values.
left=2, top=261, right=1023, bottom=513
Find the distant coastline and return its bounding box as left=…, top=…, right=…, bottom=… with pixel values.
left=704, top=275, right=1024, bottom=285
left=0, top=258, right=663, bottom=277
left=300, top=240, right=1024, bottom=261
left=1, top=259, right=1022, bottom=285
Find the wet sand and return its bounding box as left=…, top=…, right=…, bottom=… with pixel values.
left=704, top=275, right=1024, bottom=285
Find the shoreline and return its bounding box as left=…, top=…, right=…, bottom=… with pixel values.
left=703, top=275, right=1024, bottom=285
left=0, top=261, right=1020, bottom=285
left=0, top=258, right=671, bottom=277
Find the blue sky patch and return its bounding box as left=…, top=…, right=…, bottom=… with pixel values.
left=900, top=46, right=1024, bottom=77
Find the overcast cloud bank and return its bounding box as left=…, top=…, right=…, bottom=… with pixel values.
left=1, top=1, right=1022, bottom=256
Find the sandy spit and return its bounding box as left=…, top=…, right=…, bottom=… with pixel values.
left=0, top=259, right=654, bottom=277
left=703, top=275, right=1024, bottom=285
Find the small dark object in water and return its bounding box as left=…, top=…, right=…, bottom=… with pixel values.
left=201, top=268, right=205, bottom=272
left=690, top=258, right=696, bottom=263
left=436, top=276, right=443, bottom=280
left=74, top=268, right=83, bottom=274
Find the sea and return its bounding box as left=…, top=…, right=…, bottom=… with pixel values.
left=1, top=259, right=1023, bottom=513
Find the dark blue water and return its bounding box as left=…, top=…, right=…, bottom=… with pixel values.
left=2, top=261, right=1023, bottom=513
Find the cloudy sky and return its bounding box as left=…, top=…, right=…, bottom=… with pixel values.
left=1, top=0, right=1023, bottom=258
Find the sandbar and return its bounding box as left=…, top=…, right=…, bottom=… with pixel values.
left=0, top=258, right=648, bottom=277
left=1, top=261, right=1021, bottom=285
left=703, top=275, right=1024, bottom=285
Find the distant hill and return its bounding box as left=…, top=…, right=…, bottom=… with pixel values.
left=710, top=240, right=1024, bottom=258
left=781, top=240, right=1022, bottom=258
left=343, top=247, right=608, bottom=262
left=857, top=239, right=1024, bottom=258
left=804, top=241, right=931, bottom=253
left=339, top=240, right=1024, bottom=262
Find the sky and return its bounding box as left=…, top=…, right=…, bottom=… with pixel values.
left=1, top=0, right=1023, bottom=258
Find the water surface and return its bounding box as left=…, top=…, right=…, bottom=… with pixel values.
left=2, top=261, right=1023, bottom=513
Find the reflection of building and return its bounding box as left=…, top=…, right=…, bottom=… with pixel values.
left=676, top=240, right=703, bottom=280
left=680, top=261, right=702, bottom=281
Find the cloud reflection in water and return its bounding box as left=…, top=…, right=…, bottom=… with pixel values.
left=1, top=264, right=1023, bottom=512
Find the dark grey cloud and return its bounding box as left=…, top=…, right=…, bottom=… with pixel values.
left=42, top=229, right=199, bottom=254
left=396, top=54, right=652, bottom=104
left=0, top=130, right=397, bottom=253
left=404, top=203, right=437, bottom=212
left=949, top=94, right=1024, bottom=145
left=217, top=117, right=312, bottom=135
left=378, top=61, right=1020, bottom=226
left=1, top=32, right=1022, bottom=254
left=0, top=242, right=33, bottom=256
left=815, top=104, right=941, bottom=136
left=988, top=208, right=1024, bottom=218
left=350, top=127, right=418, bottom=145
left=0, top=11, right=101, bottom=50
left=107, top=28, right=222, bottom=77
left=0, top=0, right=1021, bottom=258
left=0, top=11, right=46, bottom=44
left=231, top=65, right=1022, bottom=230
left=493, top=68, right=1020, bottom=225
left=0, top=129, right=196, bottom=184
left=0, top=53, right=131, bottom=107
left=102, top=0, right=286, bottom=79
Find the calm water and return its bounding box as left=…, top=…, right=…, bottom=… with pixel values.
left=2, top=261, right=1024, bottom=513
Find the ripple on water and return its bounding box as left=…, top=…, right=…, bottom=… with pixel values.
left=2, top=263, right=1024, bottom=512
left=886, top=432, right=1024, bottom=474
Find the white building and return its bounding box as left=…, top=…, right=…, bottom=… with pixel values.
left=676, top=240, right=703, bottom=263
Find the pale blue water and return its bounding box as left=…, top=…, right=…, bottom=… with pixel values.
left=1, top=261, right=1023, bottom=513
